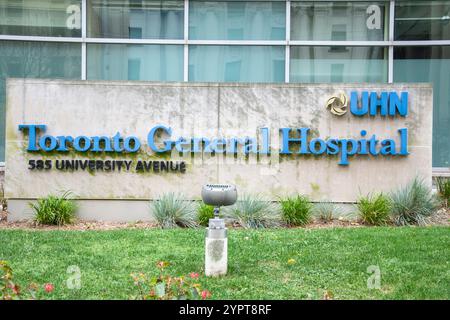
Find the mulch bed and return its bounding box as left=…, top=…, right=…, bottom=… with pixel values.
left=0, top=218, right=158, bottom=231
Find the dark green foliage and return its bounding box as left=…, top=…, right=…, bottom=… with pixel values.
left=197, top=203, right=215, bottom=227
left=436, top=177, right=450, bottom=208
left=280, top=195, right=312, bottom=227
left=357, top=193, right=391, bottom=226
left=30, top=191, right=77, bottom=226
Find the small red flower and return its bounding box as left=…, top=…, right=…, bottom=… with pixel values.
left=12, top=284, right=20, bottom=295
left=201, top=290, right=211, bottom=300
left=189, top=272, right=199, bottom=279
left=44, top=283, right=54, bottom=293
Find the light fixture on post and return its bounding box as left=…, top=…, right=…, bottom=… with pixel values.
left=201, top=184, right=237, bottom=277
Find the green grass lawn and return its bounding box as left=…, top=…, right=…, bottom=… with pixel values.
left=0, top=227, right=449, bottom=300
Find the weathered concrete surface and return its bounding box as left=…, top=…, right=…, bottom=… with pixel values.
left=4, top=79, right=432, bottom=221
left=5, top=79, right=218, bottom=202
left=217, top=84, right=433, bottom=201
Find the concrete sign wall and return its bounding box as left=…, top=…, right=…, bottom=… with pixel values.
left=5, top=79, right=432, bottom=221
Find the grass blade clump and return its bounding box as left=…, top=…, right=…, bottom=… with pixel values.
left=435, top=177, right=450, bottom=208
left=357, top=193, right=391, bottom=226
left=197, top=203, right=215, bottom=227
left=30, top=191, right=77, bottom=226
left=313, top=202, right=342, bottom=222
left=280, top=195, right=312, bottom=226
left=390, top=178, right=439, bottom=226
left=228, top=194, right=281, bottom=229
left=152, top=193, right=197, bottom=229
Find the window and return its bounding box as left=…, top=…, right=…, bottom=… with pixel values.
left=88, top=0, right=184, bottom=39
left=87, top=44, right=184, bottom=81
left=394, top=46, right=450, bottom=167
left=189, top=1, right=285, bottom=40
left=0, top=0, right=81, bottom=37
left=291, top=1, right=387, bottom=41
left=0, top=41, right=81, bottom=162
left=290, top=46, right=388, bottom=83
left=189, top=45, right=285, bottom=82
left=395, top=1, right=450, bottom=40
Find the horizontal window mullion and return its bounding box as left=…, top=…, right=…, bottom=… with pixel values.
left=0, top=37, right=409, bottom=47
left=393, top=40, right=450, bottom=46
left=188, top=40, right=286, bottom=46
left=85, top=38, right=185, bottom=45
left=289, top=40, right=390, bottom=47
left=0, top=35, right=82, bottom=43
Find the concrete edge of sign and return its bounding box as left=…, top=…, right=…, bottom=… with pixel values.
left=7, top=199, right=357, bottom=222
left=5, top=78, right=434, bottom=89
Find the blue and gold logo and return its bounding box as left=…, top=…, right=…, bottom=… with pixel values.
left=326, top=93, right=348, bottom=116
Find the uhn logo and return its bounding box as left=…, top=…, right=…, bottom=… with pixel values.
left=350, top=91, right=408, bottom=117
left=328, top=91, right=408, bottom=117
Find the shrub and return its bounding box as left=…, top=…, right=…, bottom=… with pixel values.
left=280, top=195, right=312, bottom=226
left=390, top=177, right=440, bottom=226
left=356, top=193, right=391, bottom=226
left=151, top=193, right=197, bottom=229
left=197, top=203, right=215, bottom=227
left=435, top=177, right=450, bottom=208
left=130, top=261, right=211, bottom=300
left=30, top=191, right=77, bottom=226
left=228, top=194, right=281, bottom=229
left=313, top=202, right=341, bottom=222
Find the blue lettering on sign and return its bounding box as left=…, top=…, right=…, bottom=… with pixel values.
left=18, top=125, right=410, bottom=166
left=18, top=124, right=46, bottom=151
left=17, top=90, right=411, bottom=166
left=350, top=91, right=408, bottom=116
left=279, top=128, right=409, bottom=166
left=18, top=124, right=138, bottom=154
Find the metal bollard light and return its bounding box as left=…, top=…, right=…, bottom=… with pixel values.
left=201, top=184, right=237, bottom=277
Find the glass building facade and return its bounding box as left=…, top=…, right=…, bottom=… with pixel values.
left=0, top=0, right=449, bottom=170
